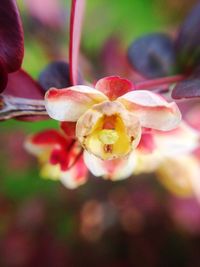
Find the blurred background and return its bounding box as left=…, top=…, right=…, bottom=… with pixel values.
left=0, top=0, right=200, bottom=266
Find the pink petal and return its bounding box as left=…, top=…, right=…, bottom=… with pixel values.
left=60, top=156, right=88, bottom=189
left=69, top=0, right=85, bottom=85
left=118, top=90, right=181, bottom=130
left=137, top=132, right=155, bottom=153
left=95, top=76, right=133, bottom=100
left=83, top=151, right=136, bottom=180
left=60, top=122, right=76, bottom=137
left=25, top=130, right=71, bottom=156
left=45, top=86, right=108, bottom=121
left=30, top=129, right=70, bottom=147
left=153, top=122, right=199, bottom=156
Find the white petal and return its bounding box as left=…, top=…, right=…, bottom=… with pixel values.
left=45, top=85, right=108, bottom=121
left=154, top=122, right=199, bottom=156
left=83, top=150, right=136, bottom=180
left=118, top=90, right=181, bottom=130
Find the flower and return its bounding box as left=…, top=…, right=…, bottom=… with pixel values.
left=24, top=119, right=199, bottom=189
left=24, top=125, right=143, bottom=186
left=45, top=76, right=181, bottom=161
left=85, top=122, right=199, bottom=182
left=25, top=129, right=88, bottom=189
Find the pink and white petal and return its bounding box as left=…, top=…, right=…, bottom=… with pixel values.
left=133, top=151, right=163, bottom=175
left=83, top=151, right=107, bottom=177
left=45, top=85, right=108, bottom=121
left=83, top=151, right=136, bottom=180
left=153, top=122, right=199, bottom=156
left=118, top=90, right=181, bottom=130
left=24, top=129, right=70, bottom=156
left=30, top=129, right=68, bottom=146
left=95, top=76, right=133, bottom=100
left=60, top=157, right=88, bottom=189
left=25, top=137, right=47, bottom=157
left=137, top=132, right=155, bottom=153
left=24, top=129, right=72, bottom=160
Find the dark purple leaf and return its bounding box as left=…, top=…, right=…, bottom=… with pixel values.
left=172, top=65, right=200, bottom=99
left=172, top=79, right=200, bottom=99
left=175, top=2, right=200, bottom=71
left=4, top=69, right=44, bottom=99
left=128, top=33, right=176, bottom=78
left=38, top=61, right=71, bottom=91
left=0, top=0, right=24, bottom=73
left=0, top=60, right=8, bottom=92
left=1, top=69, right=47, bottom=121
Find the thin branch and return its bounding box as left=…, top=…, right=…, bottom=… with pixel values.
left=69, top=0, right=86, bottom=85
left=135, top=74, right=185, bottom=90
left=0, top=95, right=47, bottom=120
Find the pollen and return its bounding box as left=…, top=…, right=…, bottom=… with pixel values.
left=98, top=129, right=119, bottom=145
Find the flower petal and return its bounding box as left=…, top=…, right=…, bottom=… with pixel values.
left=153, top=122, right=199, bottom=156
left=118, top=90, right=181, bottom=130
left=45, top=86, right=108, bottom=121
left=60, top=157, right=88, bottom=189
left=60, top=121, right=76, bottom=137
left=83, top=150, right=136, bottom=180
left=95, top=76, right=133, bottom=100
left=25, top=130, right=70, bottom=157
left=156, top=156, right=200, bottom=198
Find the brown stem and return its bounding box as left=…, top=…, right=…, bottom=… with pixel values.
left=0, top=95, right=47, bottom=120
left=135, top=74, right=185, bottom=90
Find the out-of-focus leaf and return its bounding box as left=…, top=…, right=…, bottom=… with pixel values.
left=128, top=33, right=176, bottom=78
left=172, top=66, right=200, bottom=99
left=1, top=69, right=47, bottom=121
left=24, top=0, right=65, bottom=29
left=175, top=2, right=200, bottom=71
left=172, top=79, right=200, bottom=99
left=0, top=0, right=24, bottom=73
left=100, top=37, right=134, bottom=78
left=69, top=0, right=85, bottom=85
left=38, top=61, right=71, bottom=91
left=0, top=61, right=8, bottom=92
left=4, top=69, right=44, bottom=99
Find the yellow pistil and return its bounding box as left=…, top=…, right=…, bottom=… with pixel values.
left=98, top=129, right=119, bottom=145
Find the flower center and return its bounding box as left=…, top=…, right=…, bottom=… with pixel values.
left=76, top=101, right=142, bottom=160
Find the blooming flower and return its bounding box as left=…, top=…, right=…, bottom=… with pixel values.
left=45, top=76, right=181, bottom=161
left=25, top=129, right=87, bottom=189
left=86, top=121, right=199, bottom=181
left=24, top=120, right=199, bottom=190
